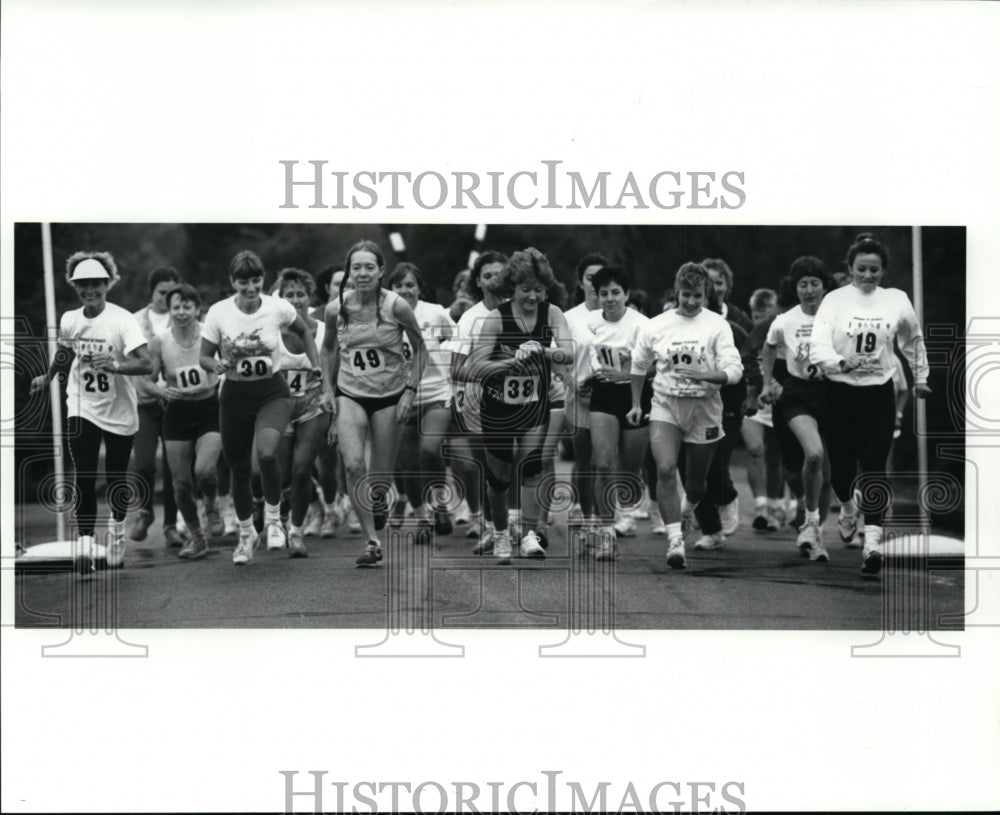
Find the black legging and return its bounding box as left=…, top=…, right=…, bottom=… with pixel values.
left=824, top=379, right=895, bottom=527
left=67, top=416, right=135, bottom=536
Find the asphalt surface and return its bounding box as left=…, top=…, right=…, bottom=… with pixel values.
left=13, top=466, right=965, bottom=633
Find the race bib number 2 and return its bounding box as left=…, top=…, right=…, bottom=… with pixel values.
left=503, top=375, right=539, bottom=405
left=236, top=355, right=273, bottom=380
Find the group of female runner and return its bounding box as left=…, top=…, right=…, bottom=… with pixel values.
left=31, top=232, right=929, bottom=578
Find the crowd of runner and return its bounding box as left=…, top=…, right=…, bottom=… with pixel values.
left=29, top=232, right=930, bottom=579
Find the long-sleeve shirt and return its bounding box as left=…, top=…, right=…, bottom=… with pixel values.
left=809, top=285, right=928, bottom=386
left=631, top=308, right=743, bottom=400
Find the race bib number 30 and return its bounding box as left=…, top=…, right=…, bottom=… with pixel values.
left=235, top=355, right=273, bottom=380
left=503, top=375, right=539, bottom=405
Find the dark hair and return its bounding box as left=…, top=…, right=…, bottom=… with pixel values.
left=706, top=283, right=723, bottom=315
left=469, top=250, right=508, bottom=302
left=575, top=253, right=610, bottom=282
left=313, top=263, right=343, bottom=304
left=591, top=264, right=633, bottom=295
left=504, top=247, right=568, bottom=305
left=846, top=232, right=889, bottom=270
left=148, top=265, right=181, bottom=295
left=788, top=255, right=833, bottom=292
left=229, top=250, right=266, bottom=281
left=388, top=262, right=427, bottom=300
left=274, top=267, right=316, bottom=298
left=777, top=275, right=798, bottom=310
left=627, top=288, right=652, bottom=317
left=340, top=240, right=385, bottom=326
left=749, top=288, right=777, bottom=311
left=701, top=258, right=734, bottom=291
left=675, top=262, right=710, bottom=295
left=166, top=283, right=201, bottom=309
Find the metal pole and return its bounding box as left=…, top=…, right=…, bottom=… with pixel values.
left=41, top=223, right=67, bottom=541
left=911, top=226, right=928, bottom=523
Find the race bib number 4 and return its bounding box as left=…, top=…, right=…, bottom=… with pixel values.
left=176, top=365, right=206, bottom=393
left=235, top=355, right=273, bottom=380
left=503, top=375, right=539, bottom=405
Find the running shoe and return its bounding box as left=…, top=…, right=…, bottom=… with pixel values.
left=319, top=511, right=337, bottom=538
left=861, top=528, right=884, bottom=577
left=719, top=498, right=740, bottom=536
left=810, top=541, right=830, bottom=563
left=266, top=521, right=287, bottom=550
left=764, top=506, right=783, bottom=532
left=693, top=532, right=726, bottom=551
left=472, top=529, right=495, bottom=555
left=434, top=508, right=453, bottom=536
left=302, top=504, right=323, bottom=537
left=493, top=529, right=512, bottom=564
left=129, top=509, right=153, bottom=542
left=838, top=508, right=858, bottom=543
left=465, top=520, right=482, bottom=540
left=797, top=520, right=820, bottom=558
left=666, top=538, right=687, bottom=570
left=233, top=529, right=258, bottom=565
left=346, top=507, right=362, bottom=533
left=634, top=505, right=651, bottom=521
left=752, top=510, right=770, bottom=532
left=204, top=501, right=225, bottom=538
left=73, top=535, right=97, bottom=574
left=164, top=525, right=186, bottom=548
left=220, top=496, right=239, bottom=535
left=178, top=533, right=209, bottom=560
left=649, top=507, right=667, bottom=535
left=288, top=528, right=308, bottom=558
left=591, top=527, right=617, bottom=561
left=520, top=530, right=545, bottom=558
left=356, top=541, right=383, bottom=567
left=106, top=529, right=126, bottom=568
left=614, top=512, right=638, bottom=537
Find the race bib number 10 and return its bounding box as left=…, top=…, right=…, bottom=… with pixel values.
left=236, top=355, right=273, bottom=380
left=176, top=365, right=205, bottom=392
left=503, top=375, right=539, bottom=405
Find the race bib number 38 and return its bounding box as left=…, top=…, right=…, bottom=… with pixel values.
left=503, top=375, right=539, bottom=405
left=235, top=355, right=273, bottom=380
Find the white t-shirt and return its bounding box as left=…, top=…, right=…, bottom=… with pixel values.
left=809, top=285, right=928, bottom=386
left=402, top=300, right=455, bottom=405
left=277, top=319, right=324, bottom=397
left=202, top=294, right=298, bottom=382
left=631, top=308, right=743, bottom=400
left=586, top=307, right=650, bottom=378
left=134, top=305, right=171, bottom=341
left=766, top=305, right=824, bottom=381
left=59, top=302, right=147, bottom=435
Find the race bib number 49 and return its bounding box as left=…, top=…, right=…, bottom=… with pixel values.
left=503, top=375, right=539, bottom=405
left=350, top=347, right=384, bottom=371
left=235, top=355, right=273, bottom=380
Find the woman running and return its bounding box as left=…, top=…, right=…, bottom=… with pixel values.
left=200, top=250, right=321, bottom=565
left=322, top=240, right=426, bottom=567
left=810, top=233, right=930, bottom=577
left=760, top=257, right=835, bottom=561
left=30, top=252, right=152, bottom=570
left=388, top=261, right=456, bottom=538
left=448, top=250, right=508, bottom=553
left=148, top=283, right=223, bottom=559
left=586, top=264, right=652, bottom=560
left=469, top=247, right=571, bottom=564
left=273, top=268, right=333, bottom=557
left=628, top=262, right=743, bottom=570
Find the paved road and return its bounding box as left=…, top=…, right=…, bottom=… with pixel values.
left=13, top=477, right=964, bottom=633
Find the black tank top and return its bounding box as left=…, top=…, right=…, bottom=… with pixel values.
left=482, top=300, right=552, bottom=420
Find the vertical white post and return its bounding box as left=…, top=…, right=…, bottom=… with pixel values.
left=911, top=226, right=928, bottom=523
left=41, top=223, right=67, bottom=541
